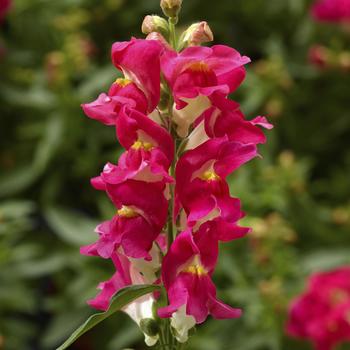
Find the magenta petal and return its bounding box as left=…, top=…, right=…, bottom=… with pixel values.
left=88, top=253, right=133, bottom=311
left=158, top=278, right=188, bottom=318
left=250, top=116, right=274, bottom=130
left=312, top=0, right=350, bottom=23
left=161, top=230, right=199, bottom=289
left=88, top=279, right=117, bottom=311
left=112, top=39, right=163, bottom=112
left=116, top=107, right=174, bottom=164
left=81, top=93, right=134, bottom=126
left=208, top=295, right=242, bottom=319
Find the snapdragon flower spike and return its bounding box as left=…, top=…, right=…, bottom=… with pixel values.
left=82, top=180, right=168, bottom=260
left=158, top=229, right=242, bottom=324
left=112, top=39, right=164, bottom=112
left=79, top=5, right=271, bottom=346
left=176, top=137, right=258, bottom=227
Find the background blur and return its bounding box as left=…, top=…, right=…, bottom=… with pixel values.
left=1, top=0, right=350, bottom=349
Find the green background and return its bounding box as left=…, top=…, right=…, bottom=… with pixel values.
left=1, top=0, right=350, bottom=349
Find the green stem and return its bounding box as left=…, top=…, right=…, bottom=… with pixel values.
left=166, top=16, right=178, bottom=252
left=168, top=18, right=178, bottom=50
left=162, top=14, right=187, bottom=350
left=167, top=149, right=176, bottom=252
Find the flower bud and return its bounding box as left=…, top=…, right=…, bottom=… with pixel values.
left=170, top=305, right=196, bottom=343
left=140, top=318, right=160, bottom=337
left=160, top=0, right=182, bottom=18
left=308, top=45, right=330, bottom=69
left=179, top=21, right=214, bottom=49
left=141, top=15, right=169, bottom=38
left=146, top=32, right=172, bottom=50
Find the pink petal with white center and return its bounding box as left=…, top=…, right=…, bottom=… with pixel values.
left=112, top=39, right=163, bottom=112
left=106, top=180, right=168, bottom=230
left=117, top=107, right=174, bottom=165
left=161, top=45, right=250, bottom=104
left=158, top=229, right=241, bottom=323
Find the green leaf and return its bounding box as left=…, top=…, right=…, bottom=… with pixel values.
left=44, top=206, right=98, bottom=246
left=56, top=284, right=160, bottom=350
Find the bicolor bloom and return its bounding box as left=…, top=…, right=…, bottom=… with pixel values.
left=161, top=45, right=250, bottom=136
left=176, top=137, right=257, bottom=227
left=287, top=267, right=350, bottom=350
left=186, top=103, right=272, bottom=150
left=115, top=107, right=174, bottom=172
left=90, top=106, right=174, bottom=186
left=158, top=229, right=241, bottom=338
left=311, top=0, right=350, bottom=23
left=88, top=248, right=163, bottom=346
left=112, top=39, right=164, bottom=112
left=82, top=38, right=164, bottom=126
left=82, top=180, right=168, bottom=260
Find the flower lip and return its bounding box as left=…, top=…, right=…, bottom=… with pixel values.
left=200, top=170, right=220, bottom=182
left=181, top=255, right=208, bottom=276
left=115, top=77, right=133, bottom=87
left=187, top=61, right=211, bottom=73
left=131, top=140, right=154, bottom=151
left=117, top=205, right=139, bottom=218
left=183, top=264, right=208, bottom=276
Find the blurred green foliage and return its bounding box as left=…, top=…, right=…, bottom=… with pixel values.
left=1, top=0, right=350, bottom=349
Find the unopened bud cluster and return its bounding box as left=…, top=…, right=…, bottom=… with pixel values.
left=179, top=21, right=214, bottom=49
left=160, top=0, right=182, bottom=18
left=142, top=15, right=169, bottom=38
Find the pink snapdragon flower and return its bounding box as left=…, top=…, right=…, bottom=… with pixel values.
left=312, top=0, right=350, bottom=23
left=116, top=107, right=174, bottom=168
left=90, top=107, right=175, bottom=185
left=186, top=104, right=272, bottom=150
left=82, top=39, right=164, bottom=125
left=161, top=45, right=250, bottom=103
left=201, top=107, right=272, bottom=145
left=112, top=39, right=163, bottom=112
left=161, top=45, right=250, bottom=136
left=81, top=180, right=168, bottom=260
left=176, top=137, right=257, bottom=226
left=81, top=80, right=148, bottom=125
left=158, top=229, right=241, bottom=324
left=89, top=244, right=165, bottom=346
left=287, top=267, right=350, bottom=350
